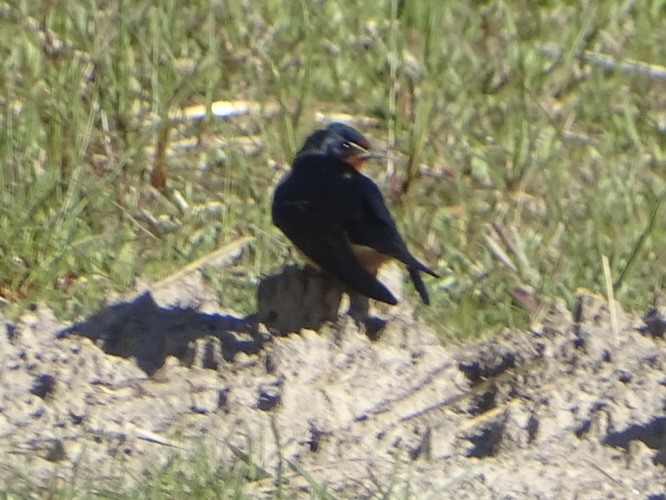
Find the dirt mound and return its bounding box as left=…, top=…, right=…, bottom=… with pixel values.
left=0, top=273, right=664, bottom=497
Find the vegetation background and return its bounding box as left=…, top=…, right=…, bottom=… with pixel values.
left=1, top=0, right=665, bottom=497
left=1, top=0, right=664, bottom=340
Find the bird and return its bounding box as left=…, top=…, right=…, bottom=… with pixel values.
left=271, top=122, right=439, bottom=305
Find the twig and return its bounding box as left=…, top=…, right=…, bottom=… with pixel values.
left=582, top=458, right=639, bottom=495
left=135, top=430, right=182, bottom=448
left=150, top=236, right=253, bottom=292
left=537, top=45, right=666, bottom=80
left=602, top=255, right=619, bottom=338
left=169, top=100, right=280, bottom=122
left=386, top=0, right=399, bottom=181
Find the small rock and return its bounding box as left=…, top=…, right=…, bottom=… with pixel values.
left=264, top=352, right=278, bottom=374
left=69, top=407, right=85, bottom=425
left=639, top=308, right=666, bottom=338
left=45, top=439, right=66, bottom=462
left=257, top=265, right=343, bottom=335
left=29, top=374, right=56, bottom=399
left=616, top=369, right=632, bottom=384
left=257, top=385, right=281, bottom=411
left=191, top=388, right=222, bottom=414
left=218, top=388, right=230, bottom=410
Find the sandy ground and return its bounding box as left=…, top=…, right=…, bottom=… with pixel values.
left=0, top=269, right=664, bottom=498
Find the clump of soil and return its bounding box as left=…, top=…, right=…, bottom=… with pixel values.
left=0, top=272, right=664, bottom=498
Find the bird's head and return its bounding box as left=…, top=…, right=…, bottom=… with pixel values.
left=298, top=122, right=382, bottom=170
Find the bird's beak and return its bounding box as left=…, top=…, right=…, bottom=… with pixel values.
left=359, top=150, right=388, bottom=162
left=346, top=142, right=386, bottom=169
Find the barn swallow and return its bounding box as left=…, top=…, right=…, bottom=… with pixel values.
left=271, top=122, right=439, bottom=305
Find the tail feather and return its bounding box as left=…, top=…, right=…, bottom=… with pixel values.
left=408, top=267, right=431, bottom=305
left=404, top=255, right=439, bottom=279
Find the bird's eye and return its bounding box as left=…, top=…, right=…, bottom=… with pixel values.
left=341, top=142, right=351, bottom=149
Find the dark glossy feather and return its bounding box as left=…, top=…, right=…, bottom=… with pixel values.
left=272, top=151, right=437, bottom=305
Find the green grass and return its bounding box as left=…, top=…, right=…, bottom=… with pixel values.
left=1, top=0, right=665, bottom=334
left=0, top=1, right=665, bottom=492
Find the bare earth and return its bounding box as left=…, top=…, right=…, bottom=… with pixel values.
left=0, top=269, right=664, bottom=498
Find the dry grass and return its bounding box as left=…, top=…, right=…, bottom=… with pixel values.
left=1, top=1, right=664, bottom=338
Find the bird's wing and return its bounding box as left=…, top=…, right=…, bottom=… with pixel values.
left=347, top=176, right=439, bottom=278
left=272, top=171, right=398, bottom=305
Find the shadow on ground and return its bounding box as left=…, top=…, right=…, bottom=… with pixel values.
left=58, top=292, right=264, bottom=375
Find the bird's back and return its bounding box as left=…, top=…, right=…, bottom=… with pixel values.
left=272, top=153, right=399, bottom=304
